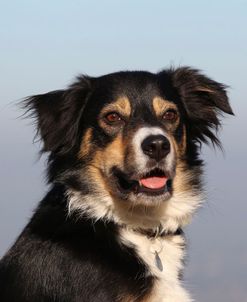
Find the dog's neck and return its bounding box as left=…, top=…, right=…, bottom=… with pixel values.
left=66, top=186, right=200, bottom=236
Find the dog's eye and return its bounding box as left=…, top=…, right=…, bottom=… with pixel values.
left=105, top=112, right=123, bottom=124
left=162, top=109, right=178, bottom=122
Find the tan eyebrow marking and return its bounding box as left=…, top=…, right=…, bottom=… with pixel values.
left=101, top=96, right=131, bottom=117
left=153, top=96, right=178, bottom=116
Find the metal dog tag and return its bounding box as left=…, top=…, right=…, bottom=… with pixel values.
left=155, top=251, right=163, bottom=271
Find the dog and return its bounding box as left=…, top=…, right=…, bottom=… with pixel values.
left=0, top=67, right=233, bottom=302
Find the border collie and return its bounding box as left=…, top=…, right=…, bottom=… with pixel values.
left=0, top=67, right=233, bottom=302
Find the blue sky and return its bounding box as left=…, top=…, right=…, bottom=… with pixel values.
left=0, top=1, right=246, bottom=301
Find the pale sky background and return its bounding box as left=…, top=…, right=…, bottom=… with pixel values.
left=0, top=1, right=246, bottom=301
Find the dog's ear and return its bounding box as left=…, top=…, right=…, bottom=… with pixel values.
left=23, top=76, right=91, bottom=155
left=171, top=67, right=233, bottom=147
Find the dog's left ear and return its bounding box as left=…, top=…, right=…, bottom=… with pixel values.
left=171, top=67, right=233, bottom=147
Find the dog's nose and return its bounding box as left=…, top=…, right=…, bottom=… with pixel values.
left=141, top=135, right=170, bottom=162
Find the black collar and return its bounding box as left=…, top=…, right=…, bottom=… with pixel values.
left=129, top=224, right=183, bottom=239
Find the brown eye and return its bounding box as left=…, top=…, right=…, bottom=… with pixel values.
left=105, top=112, right=123, bottom=124
left=163, top=109, right=178, bottom=121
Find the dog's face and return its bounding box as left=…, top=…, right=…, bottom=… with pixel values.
left=26, top=68, right=233, bottom=229
left=79, top=79, right=184, bottom=208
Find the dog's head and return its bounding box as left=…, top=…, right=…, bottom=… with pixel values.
left=25, top=67, right=233, bottom=230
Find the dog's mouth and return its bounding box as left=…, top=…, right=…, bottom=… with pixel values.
left=112, top=167, right=173, bottom=196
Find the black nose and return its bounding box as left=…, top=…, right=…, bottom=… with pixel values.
left=141, top=135, right=170, bottom=162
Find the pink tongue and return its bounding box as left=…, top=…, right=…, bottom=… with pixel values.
left=140, top=177, right=167, bottom=189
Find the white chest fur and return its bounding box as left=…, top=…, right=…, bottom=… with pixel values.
left=120, top=229, right=193, bottom=302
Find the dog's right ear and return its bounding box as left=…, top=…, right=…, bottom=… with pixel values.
left=167, top=67, right=233, bottom=148
left=23, top=76, right=92, bottom=155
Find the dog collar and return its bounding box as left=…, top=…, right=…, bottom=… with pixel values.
left=132, top=224, right=182, bottom=239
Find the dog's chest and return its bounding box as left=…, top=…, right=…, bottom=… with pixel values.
left=120, top=229, right=192, bottom=302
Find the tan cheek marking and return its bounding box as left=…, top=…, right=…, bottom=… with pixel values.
left=78, top=128, right=93, bottom=159
left=176, top=125, right=187, bottom=156
left=99, top=134, right=125, bottom=169
left=173, top=162, right=192, bottom=194
left=167, top=133, right=181, bottom=161
left=172, top=127, right=191, bottom=194
left=153, top=96, right=177, bottom=116
left=167, top=124, right=187, bottom=159
left=87, top=134, right=125, bottom=192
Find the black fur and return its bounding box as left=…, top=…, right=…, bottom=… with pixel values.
left=0, top=185, right=152, bottom=302
left=0, top=67, right=233, bottom=302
